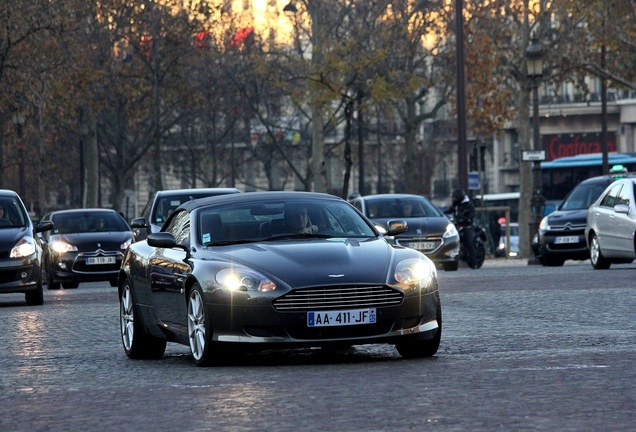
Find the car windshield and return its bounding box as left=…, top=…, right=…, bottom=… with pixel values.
left=559, top=182, right=609, bottom=211
left=0, top=197, right=28, bottom=228
left=198, top=199, right=377, bottom=246
left=152, top=193, right=223, bottom=225
left=366, top=197, right=442, bottom=218
left=51, top=211, right=130, bottom=234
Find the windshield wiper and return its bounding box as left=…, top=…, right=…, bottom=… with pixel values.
left=206, top=239, right=255, bottom=246
left=264, top=233, right=333, bottom=241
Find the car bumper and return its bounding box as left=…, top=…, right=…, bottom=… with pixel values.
left=200, top=284, right=441, bottom=347
left=538, top=232, right=589, bottom=260
left=0, top=256, right=42, bottom=294
left=393, top=237, right=460, bottom=265
left=51, top=252, right=123, bottom=283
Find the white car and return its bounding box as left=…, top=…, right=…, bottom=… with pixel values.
left=585, top=177, right=636, bottom=269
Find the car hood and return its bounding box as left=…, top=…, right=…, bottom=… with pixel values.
left=371, top=217, right=450, bottom=237
left=210, top=237, right=397, bottom=287
left=0, top=227, right=32, bottom=251
left=546, top=209, right=589, bottom=225
left=53, top=231, right=132, bottom=251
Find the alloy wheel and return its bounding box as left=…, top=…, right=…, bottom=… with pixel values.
left=120, top=285, right=135, bottom=351
left=188, top=289, right=206, bottom=361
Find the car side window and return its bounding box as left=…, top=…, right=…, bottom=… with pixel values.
left=617, top=184, right=630, bottom=207
left=165, top=210, right=190, bottom=245
left=599, top=184, right=622, bottom=208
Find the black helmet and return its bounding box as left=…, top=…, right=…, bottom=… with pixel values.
left=451, top=189, right=465, bottom=205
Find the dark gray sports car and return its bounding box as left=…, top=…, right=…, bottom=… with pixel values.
left=118, top=191, right=442, bottom=366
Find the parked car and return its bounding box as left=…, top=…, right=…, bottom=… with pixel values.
left=118, top=191, right=442, bottom=366
left=585, top=177, right=636, bottom=269
left=349, top=194, right=460, bottom=271
left=0, top=190, right=53, bottom=305
left=533, top=174, right=629, bottom=266
left=131, top=187, right=241, bottom=242
left=496, top=222, right=519, bottom=258
left=40, top=209, right=133, bottom=289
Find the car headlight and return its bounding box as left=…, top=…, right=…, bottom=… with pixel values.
left=538, top=216, right=549, bottom=232
left=215, top=268, right=277, bottom=292
left=392, top=257, right=436, bottom=292
left=10, top=238, right=36, bottom=258
left=50, top=240, right=78, bottom=253
left=443, top=223, right=459, bottom=238
left=121, top=239, right=132, bottom=250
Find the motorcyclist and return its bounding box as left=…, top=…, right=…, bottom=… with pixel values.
left=447, top=188, right=478, bottom=269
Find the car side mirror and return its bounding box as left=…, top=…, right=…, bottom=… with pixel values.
left=147, top=233, right=190, bottom=259
left=386, top=220, right=408, bottom=236
left=35, top=220, right=54, bottom=233
left=130, top=217, right=147, bottom=229
left=614, top=204, right=629, bottom=215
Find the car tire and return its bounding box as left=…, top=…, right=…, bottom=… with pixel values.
left=46, top=266, right=61, bottom=290
left=188, top=284, right=222, bottom=367
left=589, top=233, right=611, bottom=270
left=395, top=303, right=442, bottom=358
left=25, top=276, right=44, bottom=306
left=120, top=279, right=166, bottom=359
left=62, top=282, right=79, bottom=289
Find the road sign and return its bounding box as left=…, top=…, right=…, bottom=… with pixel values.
left=522, top=150, right=546, bottom=161
left=468, top=172, right=480, bottom=190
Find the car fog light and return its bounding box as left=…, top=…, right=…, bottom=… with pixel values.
left=20, top=271, right=28, bottom=279
left=58, top=262, right=68, bottom=270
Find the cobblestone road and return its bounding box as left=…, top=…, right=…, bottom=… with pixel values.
left=1, top=260, right=634, bottom=432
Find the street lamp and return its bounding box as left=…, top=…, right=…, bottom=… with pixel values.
left=526, top=37, right=545, bottom=264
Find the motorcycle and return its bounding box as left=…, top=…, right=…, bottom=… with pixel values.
left=447, top=215, right=488, bottom=269
left=457, top=224, right=487, bottom=269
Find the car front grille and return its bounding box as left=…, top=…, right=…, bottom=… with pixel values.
left=71, top=251, right=122, bottom=274
left=273, top=285, right=403, bottom=312
left=548, top=223, right=586, bottom=232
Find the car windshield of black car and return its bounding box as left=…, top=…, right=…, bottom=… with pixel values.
left=0, top=198, right=28, bottom=228
left=198, top=200, right=376, bottom=246
left=52, top=212, right=129, bottom=235
left=368, top=198, right=441, bottom=218
left=559, top=183, right=608, bottom=211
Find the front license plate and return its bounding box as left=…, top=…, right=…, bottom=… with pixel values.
left=554, top=236, right=578, bottom=244
left=408, top=241, right=436, bottom=250
left=86, top=256, right=116, bottom=265
left=307, top=308, right=376, bottom=327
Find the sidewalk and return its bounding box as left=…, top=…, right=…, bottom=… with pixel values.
left=481, top=257, right=590, bottom=268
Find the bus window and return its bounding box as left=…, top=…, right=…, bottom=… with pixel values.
left=540, top=152, right=636, bottom=203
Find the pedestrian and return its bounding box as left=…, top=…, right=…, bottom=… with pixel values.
left=447, top=189, right=477, bottom=269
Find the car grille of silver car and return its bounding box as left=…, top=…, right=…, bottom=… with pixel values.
left=272, top=285, right=404, bottom=312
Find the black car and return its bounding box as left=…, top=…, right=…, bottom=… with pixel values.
left=41, top=209, right=133, bottom=289
left=349, top=194, right=460, bottom=271
left=119, top=191, right=442, bottom=366
left=0, top=190, right=53, bottom=305
left=131, top=187, right=241, bottom=242
left=533, top=174, right=633, bottom=266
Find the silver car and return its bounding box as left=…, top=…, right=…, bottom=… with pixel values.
left=585, top=177, right=636, bottom=269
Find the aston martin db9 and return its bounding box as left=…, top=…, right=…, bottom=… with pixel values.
left=118, top=191, right=442, bottom=366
